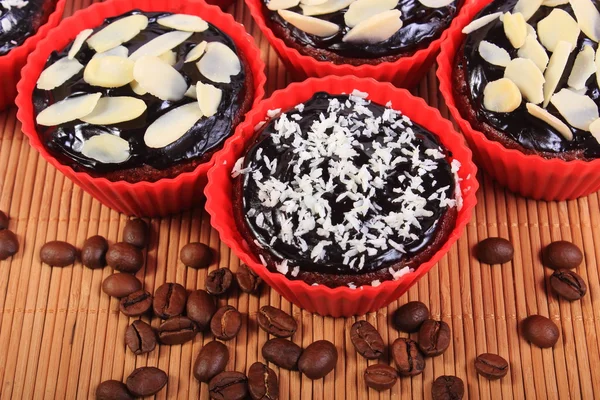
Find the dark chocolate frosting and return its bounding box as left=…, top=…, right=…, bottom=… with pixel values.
left=239, top=92, right=457, bottom=276
left=0, top=0, right=56, bottom=56
left=33, top=11, right=247, bottom=175
left=463, top=0, right=600, bottom=158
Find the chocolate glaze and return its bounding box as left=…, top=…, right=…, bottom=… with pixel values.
left=0, top=0, right=56, bottom=56
left=463, top=0, right=600, bottom=159
left=33, top=11, right=247, bottom=176
left=240, top=93, right=455, bottom=275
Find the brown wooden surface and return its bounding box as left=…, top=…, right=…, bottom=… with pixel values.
left=1, top=0, right=600, bottom=399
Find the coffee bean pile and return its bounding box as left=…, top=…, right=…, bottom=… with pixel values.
left=0, top=211, right=19, bottom=261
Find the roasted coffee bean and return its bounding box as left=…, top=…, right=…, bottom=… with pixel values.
left=236, top=264, right=263, bottom=293
left=209, top=371, right=248, bottom=400
left=432, top=376, right=464, bottom=400
left=158, top=316, right=198, bottom=345
left=125, top=320, right=156, bottom=355
left=550, top=269, right=587, bottom=301
left=119, top=290, right=152, bottom=316
left=248, top=362, right=279, bottom=400
left=350, top=320, right=385, bottom=359
left=476, top=237, right=514, bottom=264
left=391, top=337, right=425, bottom=377
left=180, top=242, right=212, bottom=269
left=102, top=273, right=142, bottom=298
left=206, top=268, right=233, bottom=295
left=126, top=367, right=167, bottom=397
left=153, top=282, right=187, bottom=319
left=521, top=315, right=559, bottom=348
left=0, top=230, right=19, bottom=261
left=186, top=289, right=216, bottom=331
left=418, top=319, right=451, bottom=357
left=474, top=353, right=509, bottom=380
left=106, top=243, right=144, bottom=273
left=40, top=240, right=77, bottom=267
left=123, top=218, right=149, bottom=248
left=262, top=338, right=302, bottom=370
left=364, top=364, right=398, bottom=392
left=194, top=341, right=229, bottom=383
left=81, top=235, right=108, bottom=270
left=393, top=301, right=430, bottom=333
left=543, top=241, right=583, bottom=270
left=0, top=211, right=8, bottom=230
left=257, top=306, right=297, bottom=338
left=298, top=340, right=337, bottom=380
left=96, top=380, right=133, bottom=400
left=211, top=305, right=242, bottom=340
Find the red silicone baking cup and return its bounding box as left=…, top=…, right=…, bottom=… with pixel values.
left=205, top=76, right=479, bottom=317
left=0, top=0, right=66, bottom=111
left=16, top=0, right=266, bottom=217
left=205, top=0, right=236, bottom=10
left=437, top=0, right=600, bottom=200
left=244, top=0, right=469, bottom=88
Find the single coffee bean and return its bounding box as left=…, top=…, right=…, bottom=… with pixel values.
left=102, top=273, right=142, bottom=298
left=158, top=316, right=198, bottom=345
left=0, top=211, right=8, bottom=230
left=194, top=341, right=229, bottom=383
left=350, top=320, right=385, bottom=359
left=0, top=230, right=19, bottom=261
left=125, top=320, right=156, bottom=355
left=206, top=268, right=233, bottom=295
left=364, top=364, right=398, bottom=392
left=248, top=362, right=279, bottom=400
left=543, top=241, right=583, bottom=270
left=236, top=264, right=263, bottom=293
left=96, top=380, right=133, bottom=400
left=119, top=290, right=153, bottom=316
left=123, top=218, right=149, bottom=248
left=209, top=371, right=248, bottom=400
left=521, top=315, right=559, bottom=348
left=153, top=282, right=187, bottom=319
left=180, top=242, right=212, bottom=269
left=298, top=340, right=337, bottom=380
left=391, top=337, right=425, bottom=377
left=81, top=235, right=108, bottom=269
left=418, top=319, right=451, bottom=357
left=474, top=353, right=509, bottom=380
left=211, top=305, right=242, bottom=340
left=40, top=240, right=77, bottom=267
left=432, top=376, right=464, bottom=400
left=257, top=306, right=297, bottom=338
left=186, top=289, right=216, bottom=331
left=476, top=237, right=514, bottom=264
left=262, top=338, right=302, bottom=370
left=126, top=367, right=167, bottom=397
left=550, top=269, right=587, bottom=301
left=106, top=243, right=144, bottom=273
left=393, top=301, right=430, bottom=333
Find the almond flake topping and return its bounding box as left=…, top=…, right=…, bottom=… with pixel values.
left=504, top=58, right=545, bottom=104
left=157, top=14, right=209, bottom=32
left=596, top=46, right=600, bottom=87
left=278, top=9, right=339, bottom=37
left=537, top=8, right=580, bottom=52
left=133, top=56, right=187, bottom=101
left=300, top=0, right=355, bottom=16
left=83, top=56, right=135, bottom=88
left=92, top=45, right=128, bottom=59
left=159, top=50, right=177, bottom=66
left=568, top=45, right=597, bottom=90
left=344, top=0, right=398, bottom=28
left=197, top=42, right=242, bottom=83
left=343, top=9, right=402, bottom=44
left=542, top=0, right=568, bottom=5
left=68, top=29, right=93, bottom=59
left=543, top=40, right=572, bottom=107
left=87, top=14, right=148, bottom=53
left=129, top=30, right=192, bottom=61
left=144, top=102, right=203, bottom=148
left=301, top=0, right=328, bottom=4
left=514, top=0, right=542, bottom=21
left=462, top=12, right=502, bottom=35
left=81, top=96, right=147, bottom=125
left=184, top=41, right=207, bottom=63
left=130, top=80, right=147, bottom=96
left=483, top=78, right=522, bottom=113
left=517, top=35, right=549, bottom=72
left=196, top=82, right=222, bottom=117
left=36, top=93, right=102, bottom=126
left=570, top=0, right=600, bottom=42
left=503, top=12, right=527, bottom=48
left=81, top=134, right=130, bottom=164
left=478, top=40, right=511, bottom=67
left=267, top=0, right=300, bottom=10
left=417, top=0, right=454, bottom=8
left=526, top=103, right=573, bottom=141
left=550, top=89, right=599, bottom=131
left=37, top=57, right=84, bottom=90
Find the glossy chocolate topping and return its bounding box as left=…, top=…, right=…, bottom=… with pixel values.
left=0, top=0, right=56, bottom=56
left=239, top=92, right=456, bottom=276
left=463, top=0, right=600, bottom=158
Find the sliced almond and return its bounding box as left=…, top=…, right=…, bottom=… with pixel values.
left=537, top=9, right=580, bottom=52
left=36, top=93, right=102, bottom=126
left=184, top=41, right=207, bottom=63
left=503, top=12, right=527, bottom=48
left=301, top=0, right=328, bottom=4
left=81, top=134, right=130, bottom=164
left=133, top=56, right=187, bottom=101
left=81, top=96, right=147, bottom=125
left=277, top=9, right=339, bottom=37
left=197, top=42, right=242, bottom=84
left=542, top=0, right=568, bottom=5
left=483, top=78, right=522, bottom=113
left=526, top=23, right=537, bottom=38
left=157, top=14, right=209, bottom=32
left=68, top=29, right=93, bottom=59
left=478, top=40, right=511, bottom=67
left=196, top=82, right=222, bottom=117
left=597, top=46, right=600, bottom=87
left=462, top=12, right=503, bottom=35
left=130, top=80, right=147, bottom=96
left=526, top=103, right=574, bottom=141
left=185, top=85, right=197, bottom=99
left=543, top=40, right=572, bottom=107
left=83, top=56, right=135, bottom=88
left=514, top=0, right=542, bottom=21
left=159, top=50, right=177, bottom=66
left=267, top=0, right=300, bottom=10
left=92, top=45, right=129, bottom=59
left=504, top=58, right=546, bottom=104
left=550, top=89, right=599, bottom=131
left=36, top=57, right=84, bottom=90
left=144, top=103, right=203, bottom=148
left=570, top=0, right=600, bottom=42
left=517, top=35, right=549, bottom=72
left=590, top=118, right=600, bottom=143
left=343, top=9, right=402, bottom=44
left=87, top=14, right=148, bottom=53
left=344, top=0, right=398, bottom=28
left=300, top=0, right=355, bottom=16
left=129, top=31, right=192, bottom=61
left=417, top=0, right=454, bottom=7
left=568, top=45, right=597, bottom=90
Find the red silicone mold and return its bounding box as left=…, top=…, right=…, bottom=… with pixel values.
left=0, top=0, right=66, bottom=111
left=205, top=0, right=236, bottom=10
left=15, top=0, right=266, bottom=217
left=437, top=0, right=600, bottom=200
left=205, top=76, right=479, bottom=317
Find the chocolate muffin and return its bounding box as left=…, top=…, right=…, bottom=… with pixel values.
left=0, top=0, right=58, bottom=56
left=32, top=11, right=254, bottom=183
left=261, top=0, right=463, bottom=66
left=232, top=91, right=460, bottom=288
left=454, top=0, right=600, bottom=161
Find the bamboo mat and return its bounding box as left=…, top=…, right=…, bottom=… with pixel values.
left=1, top=0, right=600, bottom=399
